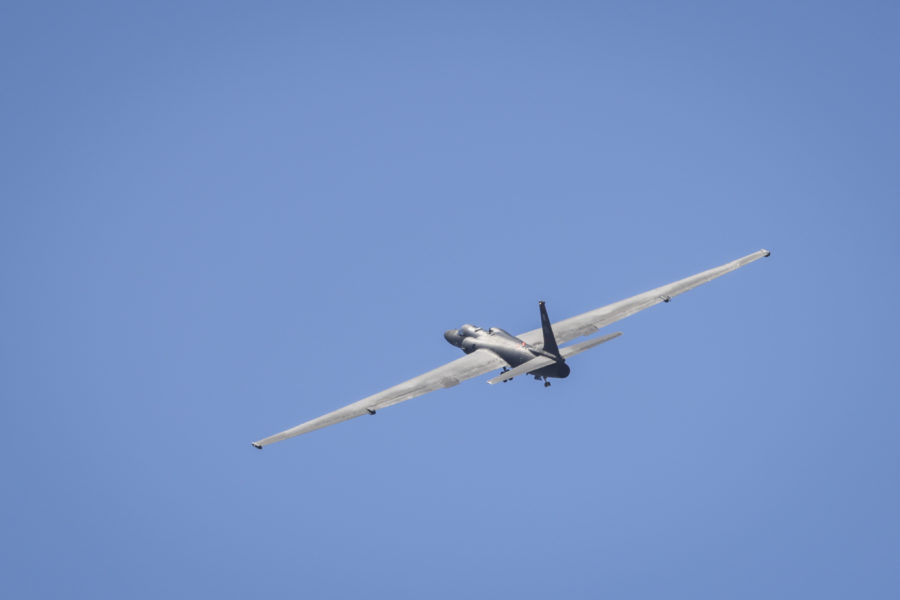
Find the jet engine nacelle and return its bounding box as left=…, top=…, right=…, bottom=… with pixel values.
left=460, top=337, right=478, bottom=354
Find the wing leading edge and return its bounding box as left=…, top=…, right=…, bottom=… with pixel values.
left=251, top=349, right=506, bottom=448
left=515, top=249, right=771, bottom=348
left=252, top=249, right=770, bottom=447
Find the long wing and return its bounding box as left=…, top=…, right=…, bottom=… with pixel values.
left=253, top=249, right=769, bottom=447
left=517, top=249, right=771, bottom=347
left=251, top=349, right=507, bottom=448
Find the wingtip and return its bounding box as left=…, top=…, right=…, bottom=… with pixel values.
left=251, top=442, right=263, bottom=450
left=762, top=249, right=771, bottom=257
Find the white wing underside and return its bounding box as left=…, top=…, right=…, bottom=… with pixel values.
left=516, top=249, right=770, bottom=348
left=253, top=249, right=770, bottom=447
left=252, top=349, right=508, bottom=446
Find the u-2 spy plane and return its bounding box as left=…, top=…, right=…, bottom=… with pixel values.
left=252, top=249, right=770, bottom=448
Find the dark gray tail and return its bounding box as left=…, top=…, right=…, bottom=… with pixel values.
left=538, top=301, right=561, bottom=358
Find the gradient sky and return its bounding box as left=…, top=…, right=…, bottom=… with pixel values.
left=3, top=2, right=899, bottom=598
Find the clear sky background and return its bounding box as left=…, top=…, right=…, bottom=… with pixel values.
left=3, top=2, right=899, bottom=598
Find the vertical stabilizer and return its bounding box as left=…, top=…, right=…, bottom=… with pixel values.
left=538, top=301, right=561, bottom=358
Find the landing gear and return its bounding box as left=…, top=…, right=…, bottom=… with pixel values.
left=531, top=374, right=551, bottom=386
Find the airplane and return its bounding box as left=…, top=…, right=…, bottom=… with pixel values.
left=252, top=249, right=770, bottom=448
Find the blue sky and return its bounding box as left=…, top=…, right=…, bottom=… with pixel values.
left=2, top=2, right=899, bottom=598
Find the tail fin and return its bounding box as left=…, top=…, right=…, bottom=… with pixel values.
left=539, top=301, right=561, bottom=358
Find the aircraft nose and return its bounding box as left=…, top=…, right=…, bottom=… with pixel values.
left=444, top=329, right=462, bottom=347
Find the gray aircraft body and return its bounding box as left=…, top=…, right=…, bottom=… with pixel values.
left=252, top=249, right=770, bottom=448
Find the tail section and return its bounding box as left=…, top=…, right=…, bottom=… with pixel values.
left=539, top=301, right=561, bottom=358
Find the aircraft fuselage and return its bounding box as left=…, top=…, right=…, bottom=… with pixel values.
left=443, top=324, right=570, bottom=380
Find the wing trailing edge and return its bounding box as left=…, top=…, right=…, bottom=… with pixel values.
left=487, top=356, right=556, bottom=384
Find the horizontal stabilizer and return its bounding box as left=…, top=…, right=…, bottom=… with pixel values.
left=560, top=332, right=622, bottom=358
left=487, top=355, right=556, bottom=384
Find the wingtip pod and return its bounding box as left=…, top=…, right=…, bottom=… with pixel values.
left=251, top=442, right=263, bottom=450
left=762, top=249, right=771, bottom=257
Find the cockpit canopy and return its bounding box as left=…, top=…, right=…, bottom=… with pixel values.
left=458, top=324, right=481, bottom=337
